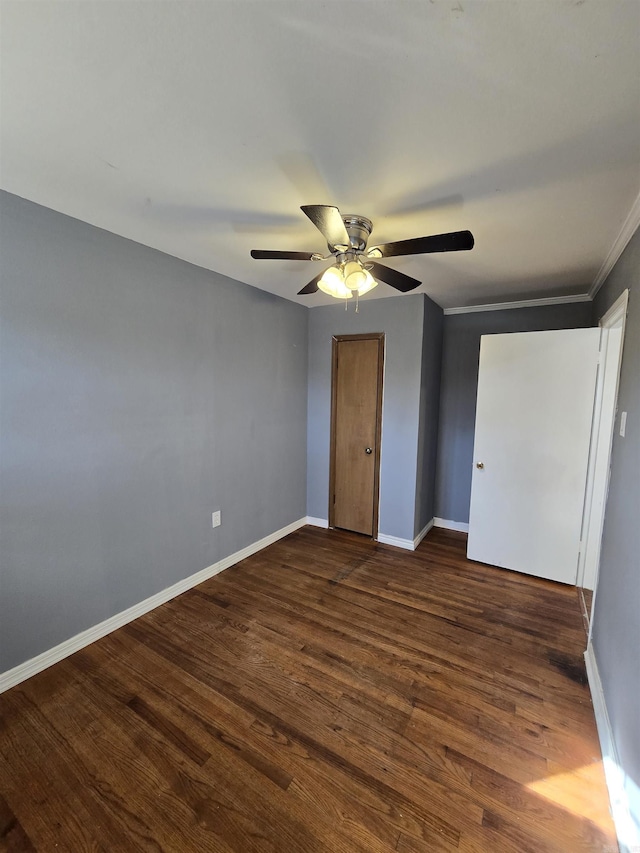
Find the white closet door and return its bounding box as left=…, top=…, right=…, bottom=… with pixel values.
left=467, top=328, right=600, bottom=584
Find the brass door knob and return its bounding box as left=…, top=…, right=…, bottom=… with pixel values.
left=365, top=447, right=373, bottom=455
left=476, top=462, right=484, bottom=469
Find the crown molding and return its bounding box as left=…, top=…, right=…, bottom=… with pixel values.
left=443, top=293, right=591, bottom=316
left=443, top=191, right=640, bottom=316
left=589, top=189, right=640, bottom=301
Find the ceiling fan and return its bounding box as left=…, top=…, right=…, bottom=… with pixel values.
left=251, top=204, right=474, bottom=299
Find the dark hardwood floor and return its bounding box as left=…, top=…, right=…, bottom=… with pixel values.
left=0, top=526, right=617, bottom=852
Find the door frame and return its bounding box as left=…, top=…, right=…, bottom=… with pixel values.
left=328, top=333, right=384, bottom=537
left=578, top=289, right=629, bottom=634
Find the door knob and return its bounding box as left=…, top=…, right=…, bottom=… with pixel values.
left=365, top=447, right=373, bottom=455
left=476, top=462, right=484, bottom=469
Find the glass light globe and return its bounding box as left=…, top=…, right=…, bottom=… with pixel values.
left=343, top=261, right=367, bottom=292
left=318, top=266, right=352, bottom=299
left=356, top=269, right=378, bottom=296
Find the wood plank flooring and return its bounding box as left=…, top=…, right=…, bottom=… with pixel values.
left=0, top=526, right=617, bottom=852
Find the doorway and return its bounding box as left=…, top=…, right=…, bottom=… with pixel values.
left=329, top=333, right=384, bottom=537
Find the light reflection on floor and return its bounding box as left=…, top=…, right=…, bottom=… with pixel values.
left=527, top=757, right=640, bottom=851
left=526, top=759, right=614, bottom=833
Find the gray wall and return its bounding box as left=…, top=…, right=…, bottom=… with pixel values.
left=591, top=227, right=640, bottom=830
left=414, top=296, right=444, bottom=537
left=434, top=302, right=593, bottom=524
left=0, top=191, right=308, bottom=673
left=307, top=294, right=425, bottom=542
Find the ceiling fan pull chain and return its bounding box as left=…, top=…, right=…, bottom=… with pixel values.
left=355, top=290, right=360, bottom=313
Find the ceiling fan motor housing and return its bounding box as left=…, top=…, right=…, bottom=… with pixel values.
left=341, top=214, right=373, bottom=252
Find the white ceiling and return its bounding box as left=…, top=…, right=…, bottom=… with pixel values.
left=1, top=1, right=639, bottom=309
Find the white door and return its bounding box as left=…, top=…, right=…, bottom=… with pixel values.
left=467, top=328, right=600, bottom=584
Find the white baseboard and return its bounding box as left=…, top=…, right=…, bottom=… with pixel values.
left=377, top=519, right=435, bottom=551
left=377, top=533, right=414, bottom=550
left=585, top=643, right=640, bottom=853
left=307, top=517, right=432, bottom=551
left=434, top=517, right=469, bottom=533
left=413, top=518, right=434, bottom=548
left=306, top=516, right=329, bottom=528
left=0, top=517, right=308, bottom=694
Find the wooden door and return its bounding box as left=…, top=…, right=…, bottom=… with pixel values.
left=330, top=334, right=384, bottom=536
left=467, top=328, right=600, bottom=584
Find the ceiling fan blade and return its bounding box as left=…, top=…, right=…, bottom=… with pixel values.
left=251, top=249, right=317, bottom=260
left=297, top=271, right=325, bottom=295
left=369, top=262, right=421, bottom=293
left=300, top=205, right=351, bottom=249
left=370, top=230, right=474, bottom=258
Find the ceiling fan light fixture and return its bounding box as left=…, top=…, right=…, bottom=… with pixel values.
left=343, top=260, right=368, bottom=292
left=318, top=266, right=352, bottom=299
left=356, top=269, right=378, bottom=296
left=251, top=204, right=473, bottom=298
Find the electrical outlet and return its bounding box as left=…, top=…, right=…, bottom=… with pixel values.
left=212, top=511, right=221, bottom=528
